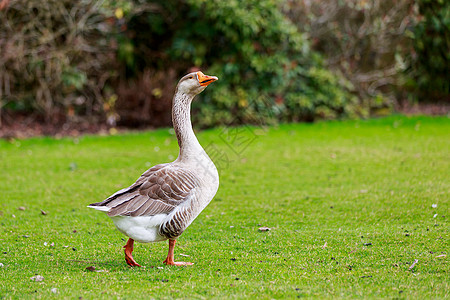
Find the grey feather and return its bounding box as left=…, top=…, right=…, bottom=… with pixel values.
left=89, top=163, right=201, bottom=217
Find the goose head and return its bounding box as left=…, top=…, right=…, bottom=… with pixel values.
left=176, top=71, right=218, bottom=96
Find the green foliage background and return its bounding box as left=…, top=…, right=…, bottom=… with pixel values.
left=409, top=0, right=450, bottom=102
left=0, top=0, right=448, bottom=128
left=114, top=0, right=361, bottom=127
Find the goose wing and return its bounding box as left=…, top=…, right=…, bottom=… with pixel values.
left=89, top=163, right=201, bottom=217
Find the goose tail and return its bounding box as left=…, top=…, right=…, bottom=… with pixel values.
left=87, top=204, right=111, bottom=212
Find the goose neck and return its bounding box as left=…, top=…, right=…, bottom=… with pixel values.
left=172, top=92, right=203, bottom=161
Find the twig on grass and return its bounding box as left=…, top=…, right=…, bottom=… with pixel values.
left=408, top=259, right=418, bottom=271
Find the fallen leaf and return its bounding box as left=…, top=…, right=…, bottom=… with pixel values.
left=179, top=253, right=190, bottom=257
left=436, top=254, right=446, bottom=258
left=432, top=204, right=437, bottom=208
left=85, top=266, right=106, bottom=272
left=31, top=275, right=44, bottom=282
left=51, top=288, right=58, bottom=294
left=18, top=206, right=26, bottom=211
left=0, top=263, right=4, bottom=267
left=41, top=210, right=47, bottom=215
left=321, top=242, right=327, bottom=249
left=258, top=227, right=271, bottom=231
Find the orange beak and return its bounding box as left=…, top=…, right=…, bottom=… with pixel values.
left=197, top=71, right=218, bottom=87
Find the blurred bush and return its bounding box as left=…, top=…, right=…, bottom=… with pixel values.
left=113, top=0, right=361, bottom=127
left=0, top=0, right=118, bottom=126
left=284, top=0, right=449, bottom=106
left=284, top=0, right=416, bottom=111
left=0, top=0, right=447, bottom=130
left=408, top=0, right=449, bottom=102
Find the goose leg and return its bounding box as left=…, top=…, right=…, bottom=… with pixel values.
left=123, top=238, right=141, bottom=267
left=163, top=239, right=194, bottom=266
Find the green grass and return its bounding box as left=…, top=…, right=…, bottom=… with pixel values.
left=0, top=115, right=448, bottom=299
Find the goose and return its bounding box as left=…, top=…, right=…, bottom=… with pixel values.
left=88, top=71, right=219, bottom=266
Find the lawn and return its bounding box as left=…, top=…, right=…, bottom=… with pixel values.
left=0, top=115, right=448, bottom=299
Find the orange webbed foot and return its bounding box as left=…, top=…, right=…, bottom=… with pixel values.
left=163, top=239, right=194, bottom=266
left=163, top=258, right=194, bottom=266
left=123, top=238, right=142, bottom=267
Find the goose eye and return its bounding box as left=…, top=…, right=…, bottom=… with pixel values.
left=188, top=76, right=193, bottom=79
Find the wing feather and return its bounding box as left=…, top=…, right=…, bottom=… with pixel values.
left=89, top=163, right=200, bottom=217
left=138, top=200, right=173, bottom=217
